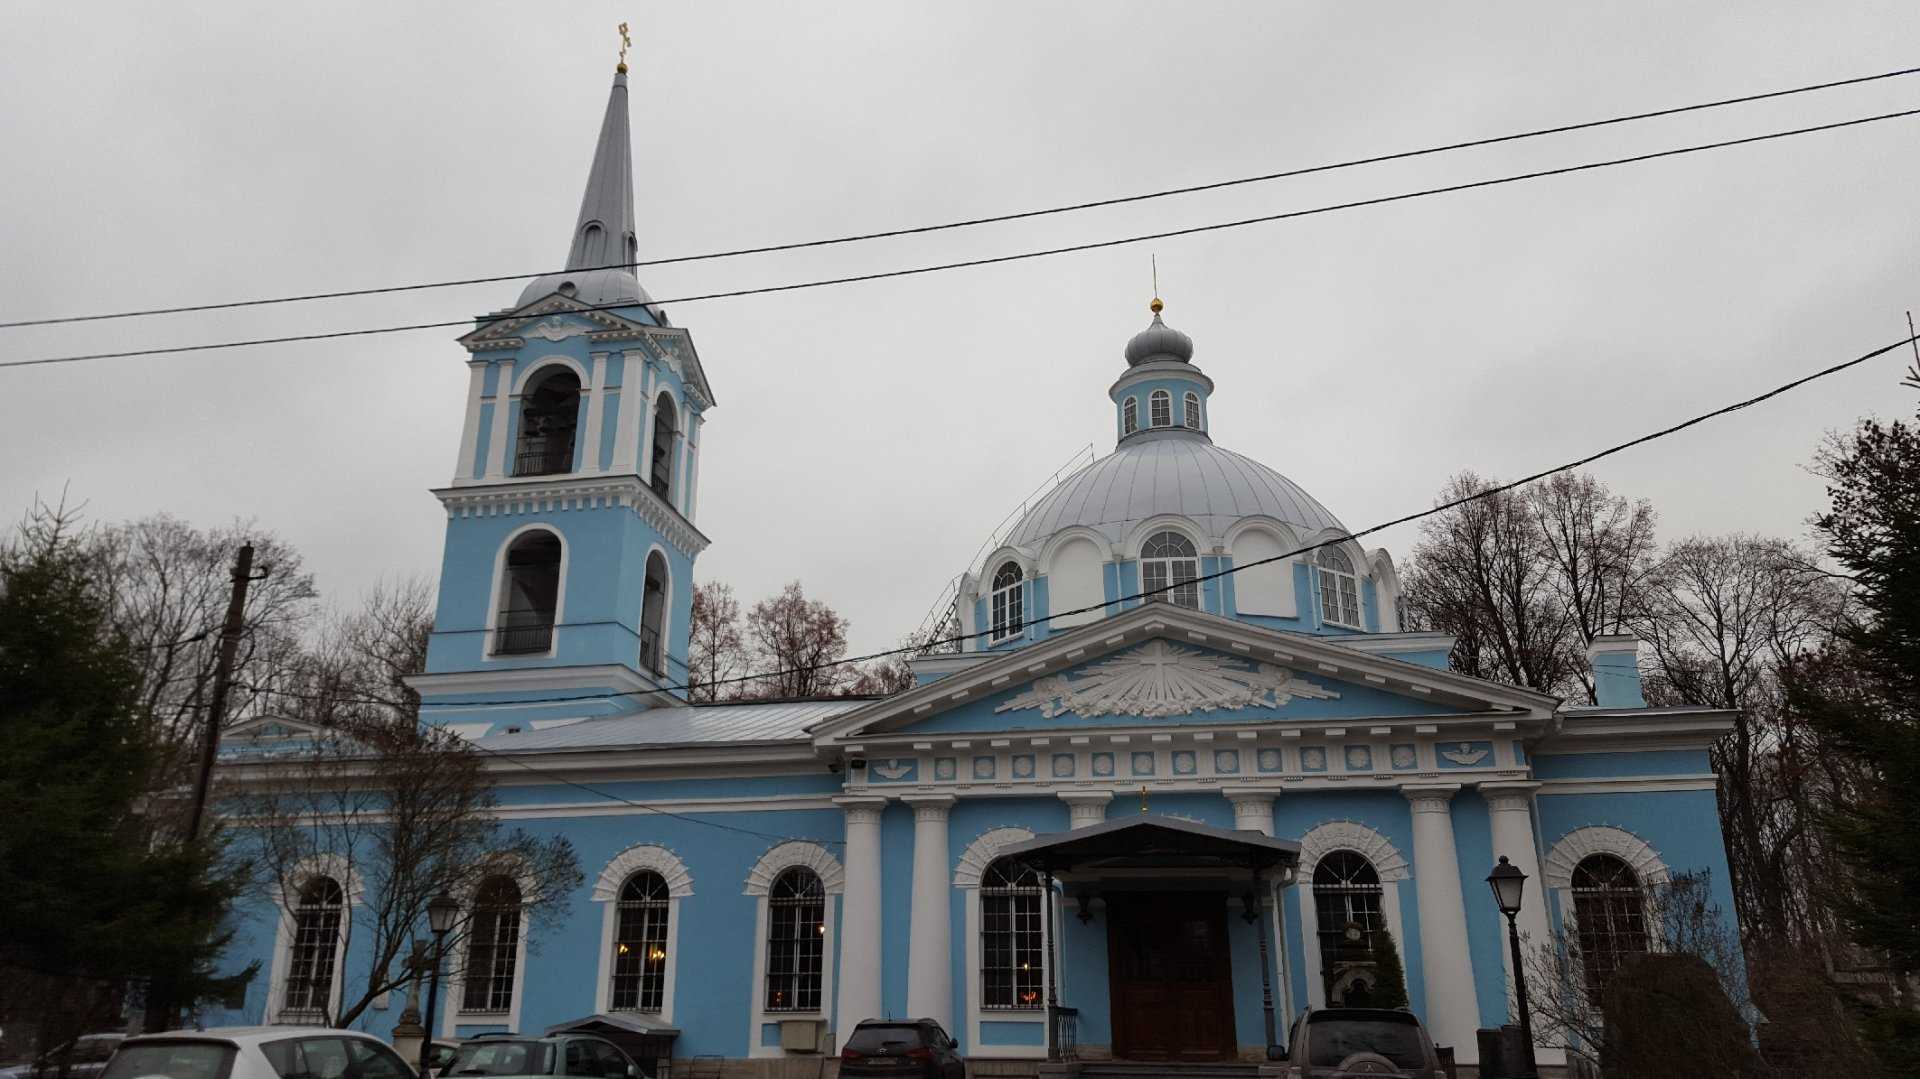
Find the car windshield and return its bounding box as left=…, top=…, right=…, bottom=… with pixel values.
left=447, top=1043, right=554, bottom=1076
left=99, top=1043, right=236, bottom=1079
left=844, top=1026, right=925, bottom=1053
left=1307, top=1015, right=1427, bottom=1069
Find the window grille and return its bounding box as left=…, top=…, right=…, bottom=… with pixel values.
left=1122, top=398, right=1138, bottom=435
left=1316, top=547, right=1363, bottom=628
left=1312, top=851, right=1383, bottom=996
left=1571, top=854, right=1649, bottom=998
left=610, top=871, right=671, bottom=1012
left=514, top=370, right=582, bottom=477
left=283, top=876, right=344, bottom=1020
left=1140, top=531, right=1199, bottom=609
left=461, top=876, right=522, bottom=1014
left=990, top=563, right=1024, bottom=642
left=1149, top=390, right=1172, bottom=428
left=1183, top=392, right=1201, bottom=429
left=765, top=868, right=825, bottom=1012
left=980, top=859, right=1046, bottom=1010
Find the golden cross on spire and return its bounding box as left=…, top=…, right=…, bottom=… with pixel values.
left=617, top=22, right=632, bottom=73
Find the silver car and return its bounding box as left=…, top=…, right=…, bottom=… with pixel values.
left=1283, top=1008, right=1442, bottom=1078
left=101, top=1028, right=416, bottom=1079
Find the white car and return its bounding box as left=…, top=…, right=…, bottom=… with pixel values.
left=102, top=1028, right=418, bottom=1079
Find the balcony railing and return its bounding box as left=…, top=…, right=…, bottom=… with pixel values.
left=514, top=441, right=574, bottom=477
left=494, top=611, right=555, bottom=655
left=640, top=624, right=663, bottom=675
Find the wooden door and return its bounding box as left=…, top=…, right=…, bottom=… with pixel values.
left=1106, top=892, right=1237, bottom=1061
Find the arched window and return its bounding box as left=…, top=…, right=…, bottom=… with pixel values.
left=980, top=858, right=1045, bottom=1010
left=1312, top=851, right=1383, bottom=1003
left=1571, top=854, right=1649, bottom=997
left=1183, top=391, right=1202, bottom=429
left=495, top=530, right=562, bottom=655
left=765, top=868, right=825, bottom=1012
left=1149, top=389, right=1172, bottom=428
left=461, top=876, right=522, bottom=1014
left=1316, top=547, right=1362, bottom=629
left=650, top=393, right=679, bottom=503
left=990, top=563, right=1024, bottom=642
left=1140, top=530, right=1198, bottom=609
left=1122, top=397, right=1139, bottom=436
left=640, top=552, right=668, bottom=675
left=610, top=871, right=671, bottom=1012
left=515, top=368, right=581, bottom=477
left=282, top=876, right=344, bottom=1019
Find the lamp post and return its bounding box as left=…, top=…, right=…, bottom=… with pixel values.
left=419, top=894, right=460, bottom=1078
left=1487, top=856, right=1538, bottom=1079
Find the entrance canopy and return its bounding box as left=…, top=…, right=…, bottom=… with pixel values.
left=1000, top=814, right=1301, bottom=882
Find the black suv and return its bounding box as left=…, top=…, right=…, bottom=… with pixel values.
left=837, top=1019, right=964, bottom=1079
left=1283, top=1008, right=1441, bottom=1078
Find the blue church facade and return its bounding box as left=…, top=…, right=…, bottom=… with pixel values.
left=206, top=62, right=1742, bottom=1076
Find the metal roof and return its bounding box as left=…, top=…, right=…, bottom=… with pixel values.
left=473, top=699, right=866, bottom=751
left=1002, top=433, right=1347, bottom=551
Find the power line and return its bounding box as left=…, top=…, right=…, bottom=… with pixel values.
left=271, top=328, right=1916, bottom=711
left=7, top=104, right=1918, bottom=372
left=5, top=64, right=1915, bottom=333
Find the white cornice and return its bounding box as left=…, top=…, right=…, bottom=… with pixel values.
left=405, top=661, right=679, bottom=700
left=432, top=473, right=710, bottom=557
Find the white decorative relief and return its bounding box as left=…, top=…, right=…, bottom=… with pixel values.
left=592, top=843, right=694, bottom=900
left=953, top=827, right=1036, bottom=888
left=742, top=840, right=845, bottom=896
left=994, top=641, right=1340, bottom=720
left=1440, top=743, right=1489, bottom=766
left=1297, top=820, right=1411, bottom=882
left=526, top=316, right=590, bottom=341
left=870, top=759, right=913, bottom=780
left=1541, top=826, right=1670, bottom=890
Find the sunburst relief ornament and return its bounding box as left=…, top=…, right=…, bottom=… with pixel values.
left=995, top=641, right=1339, bottom=719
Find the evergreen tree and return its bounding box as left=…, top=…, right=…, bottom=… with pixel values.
left=0, top=504, right=250, bottom=1045
left=1368, top=925, right=1411, bottom=1010
left=1788, top=399, right=1920, bottom=1064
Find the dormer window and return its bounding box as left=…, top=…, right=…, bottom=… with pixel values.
left=1140, top=531, right=1198, bottom=608
left=1149, top=390, right=1172, bottom=428
left=1317, top=547, right=1363, bottom=629
left=1184, top=392, right=1202, bottom=429
left=651, top=393, right=679, bottom=503
left=515, top=368, right=582, bottom=476
left=1122, top=397, right=1139, bottom=436
left=990, top=563, right=1024, bottom=642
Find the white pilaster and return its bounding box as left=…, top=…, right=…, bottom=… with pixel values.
left=454, top=362, right=487, bottom=481
left=1223, top=789, right=1277, bottom=836
left=1058, top=790, right=1112, bottom=829
left=580, top=350, right=610, bottom=473
left=612, top=352, right=644, bottom=474
left=686, top=412, right=704, bottom=521
left=484, top=358, right=516, bottom=478
left=1481, top=781, right=1562, bottom=1066
left=638, top=366, right=658, bottom=482
left=904, top=794, right=956, bottom=1028
left=835, top=796, right=888, bottom=1030
left=1403, top=784, right=1481, bottom=1064
left=675, top=429, right=692, bottom=515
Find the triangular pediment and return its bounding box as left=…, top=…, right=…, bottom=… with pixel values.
left=457, top=297, right=716, bottom=409
left=811, top=605, right=1557, bottom=746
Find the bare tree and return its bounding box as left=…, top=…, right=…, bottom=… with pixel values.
left=688, top=581, right=745, bottom=702
left=1528, top=474, right=1660, bottom=702
left=235, top=719, right=580, bottom=1028
left=743, top=581, right=849, bottom=699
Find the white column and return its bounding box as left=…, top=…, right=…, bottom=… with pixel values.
left=685, top=412, right=704, bottom=521
left=453, top=362, right=487, bottom=481
left=1482, top=781, right=1562, bottom=1065
left=1403, top=784, right=1481, bottom=1064
left=835, top=796, right=888, bottom=1030
left=1223, top=789, right=1277, bottom=836
left=580, top=351, right=610, bottom=473
left=675, top=429, right=693, bottom=515
left=904, top=794, right=956, bottom=1028
left=611, top=352, right=644, bottom=474
left=637, top=367, right=658, bottom=483
left=484, top=358, right=516, bottom=478
left=1058, top=790, right=1112, bottom=829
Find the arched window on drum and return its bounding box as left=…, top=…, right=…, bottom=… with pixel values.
left=1316, top=547, right=1363, bottom=629
left=1140, top=531, right=1199, bottom=609
left=989, top=563, right=1024, bottom=642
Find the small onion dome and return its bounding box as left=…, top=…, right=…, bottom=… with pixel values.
left=1124, top=298, right=1195, bottom=366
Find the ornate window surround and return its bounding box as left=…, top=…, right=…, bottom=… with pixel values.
left=744, top=841, right=844, bottom=1060
left=1293, top=821, right=1410, bottom=1011
left=591, top=844, right=693, bottom=1024
left=485, top=523, right=569, bottom=662
left=1541, top=825, right=1669, bottom=932
left=266, top=855, right=359, bottom=1024
left=955, top=827, right=1053, bottom=1059
left=444, top=871, right=531, bottom=1035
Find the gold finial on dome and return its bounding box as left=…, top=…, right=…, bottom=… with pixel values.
left=1149, top=297, right=1163, bottom=315
left=616, top=22, right=631, bottom=73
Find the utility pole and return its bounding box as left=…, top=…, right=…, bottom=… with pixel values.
left=184, top=543, right=257, bottom=841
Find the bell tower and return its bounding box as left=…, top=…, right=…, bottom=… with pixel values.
left=408, top=53, right=716, bottom=735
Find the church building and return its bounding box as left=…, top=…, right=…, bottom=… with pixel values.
left=209, top=58, right=1743, bottom=1076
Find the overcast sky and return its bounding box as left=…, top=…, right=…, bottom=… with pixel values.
left=3, top=2, right=1918, bottom=655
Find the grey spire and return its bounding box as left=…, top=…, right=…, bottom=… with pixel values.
left=516, top=71, right=661, bottom=315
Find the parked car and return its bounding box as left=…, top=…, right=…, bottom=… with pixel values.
left=1283, top=1008, right=1442, bottom=1078
left=837, top=1019, right=964, bottom=1079
left=441, top=1033, right=647, bottom=1079
left=0, top=1034, right=125, bottom=1079
left=100, top=1028, right=415, bottom=1079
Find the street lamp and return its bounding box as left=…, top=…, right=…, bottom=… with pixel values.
left=1486, top=856, right=1538, bottom=1079
left=419, top=894, right=461, bottom=1078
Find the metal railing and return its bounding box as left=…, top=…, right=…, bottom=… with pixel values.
left=494, top=611, right=555, bottom=655
left=514, top=442, right=574, bottom=477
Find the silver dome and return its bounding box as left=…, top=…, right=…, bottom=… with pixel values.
left=1124, top=310, right=1195, bottom=366
left=1003, top=432, right=1347, bottom=551
left=517, top=267, right=660, bottom=312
